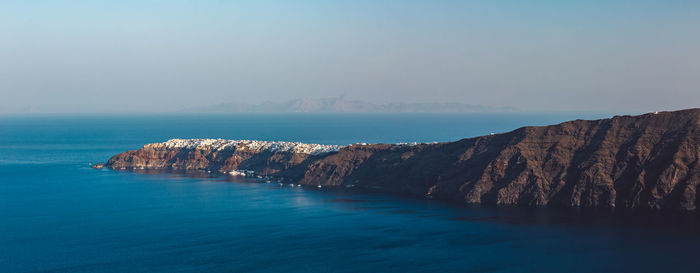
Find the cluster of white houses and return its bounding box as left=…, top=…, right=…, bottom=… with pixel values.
left=145, top=138, right=344, bottom=155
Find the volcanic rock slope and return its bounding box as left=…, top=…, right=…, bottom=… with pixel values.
left=107, top=109, right=700, bottom=210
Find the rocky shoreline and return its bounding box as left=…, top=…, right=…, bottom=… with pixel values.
left=105, top=109, right=700, bottom=211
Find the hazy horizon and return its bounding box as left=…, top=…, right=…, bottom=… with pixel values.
left=1, top=1, right=698, bottom=114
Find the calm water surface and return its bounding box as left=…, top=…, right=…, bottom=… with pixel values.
left=1, top=114, right=698, bottom=273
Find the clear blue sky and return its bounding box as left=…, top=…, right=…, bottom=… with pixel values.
left=1, top=0, right=698, bottom=113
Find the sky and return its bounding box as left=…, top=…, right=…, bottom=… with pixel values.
left=0, top=0, right=698, bottom=113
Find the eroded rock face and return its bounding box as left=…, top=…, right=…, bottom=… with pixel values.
left=106, top=109, right=700, bottom=210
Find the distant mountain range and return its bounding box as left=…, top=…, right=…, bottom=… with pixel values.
left=181, top=97, right=517, bottom=113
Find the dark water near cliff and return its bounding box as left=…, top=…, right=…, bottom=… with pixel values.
left=1, top=113, right=699, bottom=273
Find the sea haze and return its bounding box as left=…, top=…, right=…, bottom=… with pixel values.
left=179, top=97, right=518, bottom=113
left=1, top=113, right=699, bottom=273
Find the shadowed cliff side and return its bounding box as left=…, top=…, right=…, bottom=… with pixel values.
left=107, top=109, right=700, bottom=210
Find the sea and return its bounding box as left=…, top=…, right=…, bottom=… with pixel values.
left=1, top=113, right=699, bottom=273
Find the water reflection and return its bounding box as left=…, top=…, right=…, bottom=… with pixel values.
left=116, top=170, right=700, bottom=235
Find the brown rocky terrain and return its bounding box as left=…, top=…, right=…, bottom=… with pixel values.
left=106, top=109, right=700, bottom=210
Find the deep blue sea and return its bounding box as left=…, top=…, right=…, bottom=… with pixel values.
left=1, top=113, right=699, bottom=273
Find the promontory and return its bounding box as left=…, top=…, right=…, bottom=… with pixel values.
left=106, top=109, right=700, bottom=210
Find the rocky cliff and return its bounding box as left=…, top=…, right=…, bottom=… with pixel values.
left=106, top=109, right=700, bottom=210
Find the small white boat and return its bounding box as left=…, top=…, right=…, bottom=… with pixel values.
left=317, top=185, right=322, bottom=189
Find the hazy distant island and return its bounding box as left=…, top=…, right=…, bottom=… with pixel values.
left=180, top=96, right=517, bottom=113
left=105, top=108, right=700, bottom=211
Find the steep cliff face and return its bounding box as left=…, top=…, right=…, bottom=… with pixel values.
left=106, top=109, right=700, bottom=210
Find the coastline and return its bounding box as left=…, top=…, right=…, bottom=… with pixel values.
left=103, top=109, right=700, bottom=211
